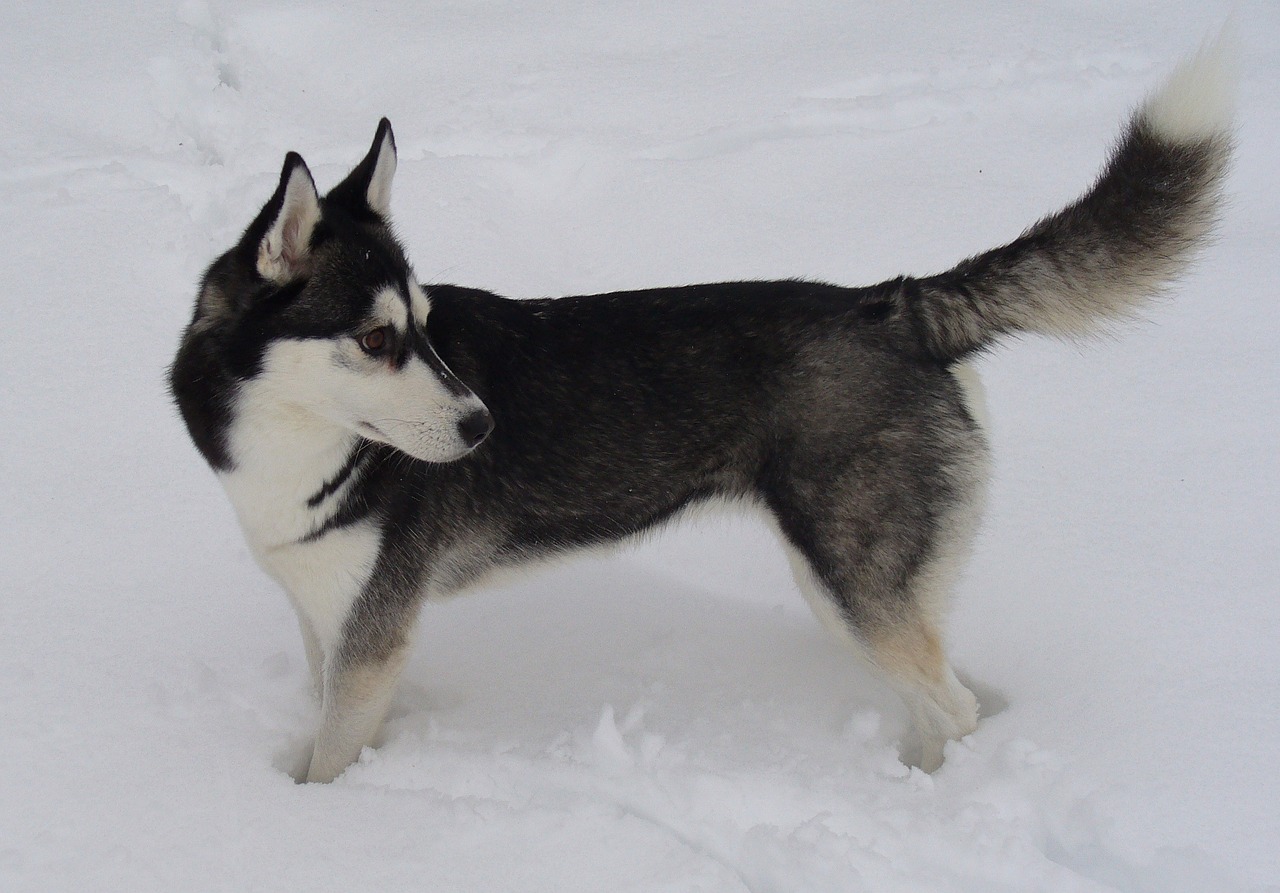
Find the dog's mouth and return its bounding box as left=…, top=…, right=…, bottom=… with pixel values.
left=354, top=418, right=479, bottom=464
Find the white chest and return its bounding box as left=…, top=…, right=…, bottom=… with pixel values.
left=252, top=524, right=382, bottom=652
left=218, top=388, right=383, bottom=652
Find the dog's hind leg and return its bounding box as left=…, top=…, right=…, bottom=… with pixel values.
left=768, top=419, right=987, bottom=772
left=862, top=615, right=979, bottom=772
left=783, top=537, right=978, bottom=772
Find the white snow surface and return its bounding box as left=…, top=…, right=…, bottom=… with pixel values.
left=2, top=2, right=1277, bottom=891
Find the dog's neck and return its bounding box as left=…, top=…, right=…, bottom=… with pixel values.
left=218, top=384, right=364, bottom=551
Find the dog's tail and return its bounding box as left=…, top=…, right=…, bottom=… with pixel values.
left=896, top=37, right=1234, bottom=363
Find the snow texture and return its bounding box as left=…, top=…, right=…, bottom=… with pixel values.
left=1, top=2, right=1277, bottom=891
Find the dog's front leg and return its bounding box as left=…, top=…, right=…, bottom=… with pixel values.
left=293, top=609, right=324, bottom=697
left=305, top=639, right=411, bottom=783
left=302, top=567, right=424, bottom=784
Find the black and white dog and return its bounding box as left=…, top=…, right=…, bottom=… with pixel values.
left=171, top=45, right=1231, bottom=782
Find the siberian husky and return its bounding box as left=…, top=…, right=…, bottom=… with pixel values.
left=171, top=45, right=1232, bottom=783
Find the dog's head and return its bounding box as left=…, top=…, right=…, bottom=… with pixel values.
left=185, top=120, right=492, bottom=466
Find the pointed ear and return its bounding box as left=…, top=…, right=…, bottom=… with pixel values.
left=364, top=119, right=397, bottom=216
left=327, top=118, right=397, bottom=218
left=255, top=153, right=321, bottom=283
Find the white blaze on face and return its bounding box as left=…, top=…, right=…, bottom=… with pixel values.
left=247, top=282, right=484, bottom=464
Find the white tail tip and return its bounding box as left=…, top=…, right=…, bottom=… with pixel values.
left=1141, top=28, right=1238, bottom=143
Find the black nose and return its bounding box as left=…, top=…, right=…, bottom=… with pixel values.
left=458, top=408, right=494, bottom=448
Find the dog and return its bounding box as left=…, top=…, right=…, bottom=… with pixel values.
left=170, top=44, right=1231, bottom=783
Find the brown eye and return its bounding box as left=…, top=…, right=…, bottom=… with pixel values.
left=358, top=327, right=389, bottom=355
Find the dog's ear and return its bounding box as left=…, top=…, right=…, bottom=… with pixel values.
left=327, top=118, right=397, bottom=219
left=251, top=153, right=321, bottom=284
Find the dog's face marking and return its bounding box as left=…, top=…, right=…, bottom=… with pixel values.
left=251, top=337, right=482, bottom=465
left=408, top=280, right=432, bottom=329
left=251, top=261, right=486, bottom=464
left=195, top=120, right=493, bottom=468
left=372, top=286, right=410, bottom=338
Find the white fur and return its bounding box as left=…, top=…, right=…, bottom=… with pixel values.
left=263, top=524, right=381, bottom=658
left=366, top=130, right=396, bottom=217
left=219, top=363, right=381, bottom=663
left=408, top=280, right=432, bottom=328
left=220, top=376, right=359, bottom=547
left=951, top=361, right=990, bottom=432
left=358, top=353, right=484, bottom=461
left=258, top=163, right=321, bottom=283
left=374, top=287, right=409, bottom=335
left=246, top=338, right=481, bottom=464
left=309, top=650, right=410, bottom=782
left=1142, top=30, right=1237, bottom=144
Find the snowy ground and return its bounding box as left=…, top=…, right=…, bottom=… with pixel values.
left=2, top=2, right=1277, bottom=891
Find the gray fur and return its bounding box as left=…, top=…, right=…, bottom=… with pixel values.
left=169, top=49, right=1233, bottom=782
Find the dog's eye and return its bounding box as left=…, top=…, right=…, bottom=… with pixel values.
left=358, top=327, right=391, bottom=356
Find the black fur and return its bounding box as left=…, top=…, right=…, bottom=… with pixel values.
left=168, top=65, right=1231, bottom=779
left=306, top=277, right=977, bottom=664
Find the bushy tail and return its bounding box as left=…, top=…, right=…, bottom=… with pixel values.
left=901, top=37, right=1235, bottom=362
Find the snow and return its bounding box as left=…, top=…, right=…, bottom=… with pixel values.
left=2, top=1, right=1277, bottom=890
